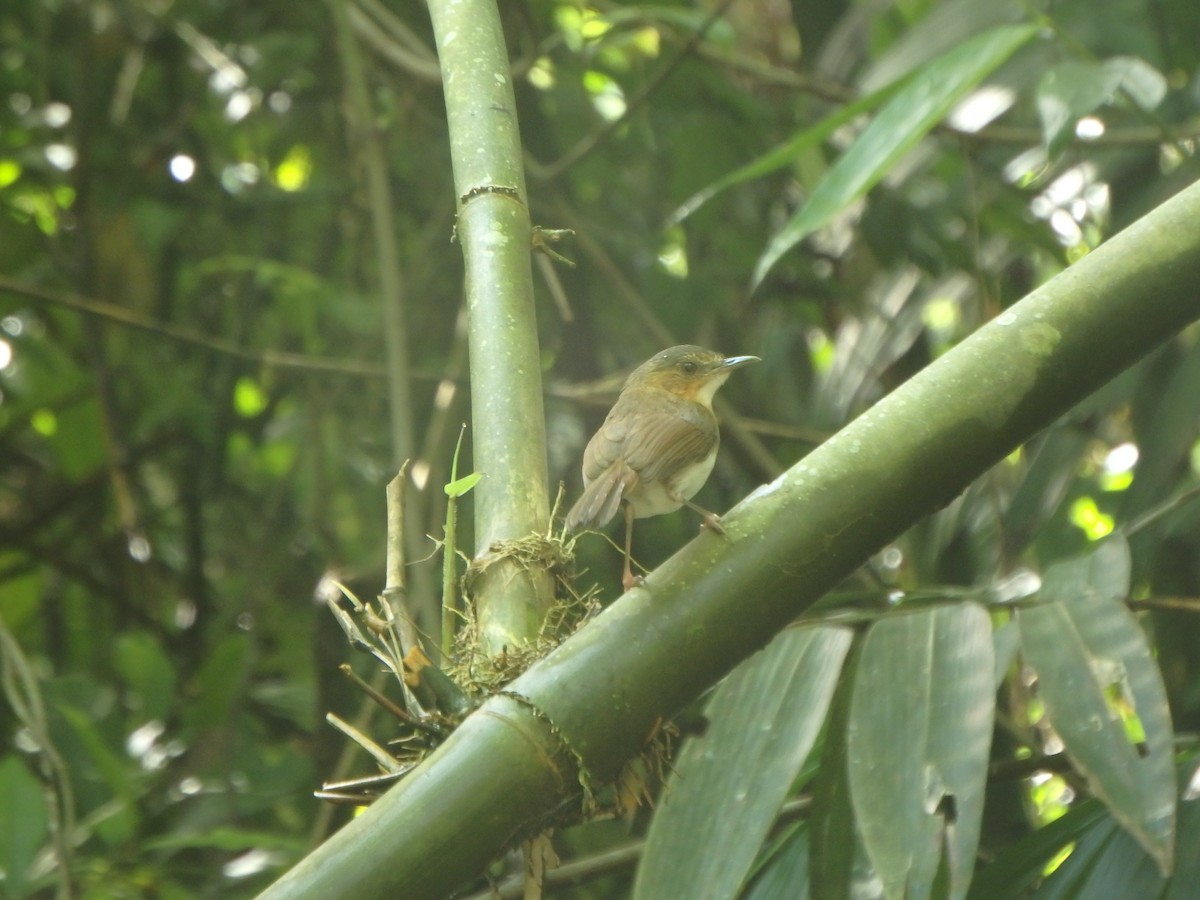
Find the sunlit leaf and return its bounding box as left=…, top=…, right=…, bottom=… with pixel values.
left=234, top=376, right=270, bottom=418
left=0, top=158, right=22, bottom=188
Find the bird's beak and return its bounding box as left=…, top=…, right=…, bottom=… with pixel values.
left=720, top=355, right=760, bottom=371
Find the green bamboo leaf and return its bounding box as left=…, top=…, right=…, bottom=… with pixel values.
left=1031, top=758, right=1200, bottom=898
left=665, top=74, right=913, bottom=227
left=1016, top=537, right=1175, bottom=873
left=444, top=471, right=482, bottom=497
left=752, top=23, right=1037, bottom=288
left=966, top=799, right=1110, bottom=900
left=1037, top=57, right=1166, bottom=156
left=1030, top=819, right=1129, bottom=900
left=848, top=603, right=995, bottom=900
left=809, top=639, right=864, bottom=900
left=743, top=824, right=812, bottom=900
left=633, top=625, right=853, bottom=900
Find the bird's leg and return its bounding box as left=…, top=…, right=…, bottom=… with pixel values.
left=684, top=499, right=725, bottom=535
left=621, top=502, right=643, bottom=591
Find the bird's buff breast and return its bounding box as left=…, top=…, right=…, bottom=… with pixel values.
left=626, top=444, right=719, bottom=519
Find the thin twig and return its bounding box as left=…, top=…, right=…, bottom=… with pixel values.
left=0, top=275, right=385, bottom=376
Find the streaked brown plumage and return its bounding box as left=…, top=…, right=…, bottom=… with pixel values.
left=565, top=345, right=759, bottom=590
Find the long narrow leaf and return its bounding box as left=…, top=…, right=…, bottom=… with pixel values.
left=752, top=24, right=1037, bottom=287
left=666, top=75, right=914, bottom=227
left=848, top=603, right=995, bottom=900
left=1016, top=537, right=1175, bottom=872
left=634, top=625, right=853, bottom=900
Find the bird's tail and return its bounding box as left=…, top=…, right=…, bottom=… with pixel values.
left=564, top=463, right=637, bottom=531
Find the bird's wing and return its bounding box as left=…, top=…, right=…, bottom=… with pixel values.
left=582, top=393, right=716, bottom=485
left=618, top=400, right=717, bottom=483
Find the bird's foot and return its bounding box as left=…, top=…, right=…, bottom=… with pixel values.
left=622, top=569, right=645, bottom=592
left=684, top=499, right=726, bottom=535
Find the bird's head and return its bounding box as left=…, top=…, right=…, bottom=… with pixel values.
left=624, top=345, right=759, bottom=405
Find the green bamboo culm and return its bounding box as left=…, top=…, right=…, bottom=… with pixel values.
left=425, top=0, right=555, bottom=656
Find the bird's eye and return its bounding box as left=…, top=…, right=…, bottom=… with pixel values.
left=679, top=361, right=698, bottom=374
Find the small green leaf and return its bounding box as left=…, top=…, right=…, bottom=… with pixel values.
left=444, top=471, right=482, bottom=497
left=233, top=376, right=269, bottom=418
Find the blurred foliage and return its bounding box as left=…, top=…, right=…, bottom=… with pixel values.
left=1, top=0, right=1199, bottom=896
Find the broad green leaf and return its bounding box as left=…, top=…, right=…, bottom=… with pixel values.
left=752, top=24, right=1037, bottom=288
left=444, top=471, right=482, bottom=497
left=848, top=603, right=995, bottom=900
left=1016, top=537, right=1175, bottom=872
left=0, top=755, right=47, bottom=899
left=809, top=642, right=862, bottom=900
left=634, top=625, right=853, bottom=900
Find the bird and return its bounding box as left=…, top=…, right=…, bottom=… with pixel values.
left=565, top=345, right=760, bottom=591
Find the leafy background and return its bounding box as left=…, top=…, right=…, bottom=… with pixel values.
left=2, top=0, right=1200, bottom=897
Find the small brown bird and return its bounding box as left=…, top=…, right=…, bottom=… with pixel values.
left=565, top=345, right=760, bottom=591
